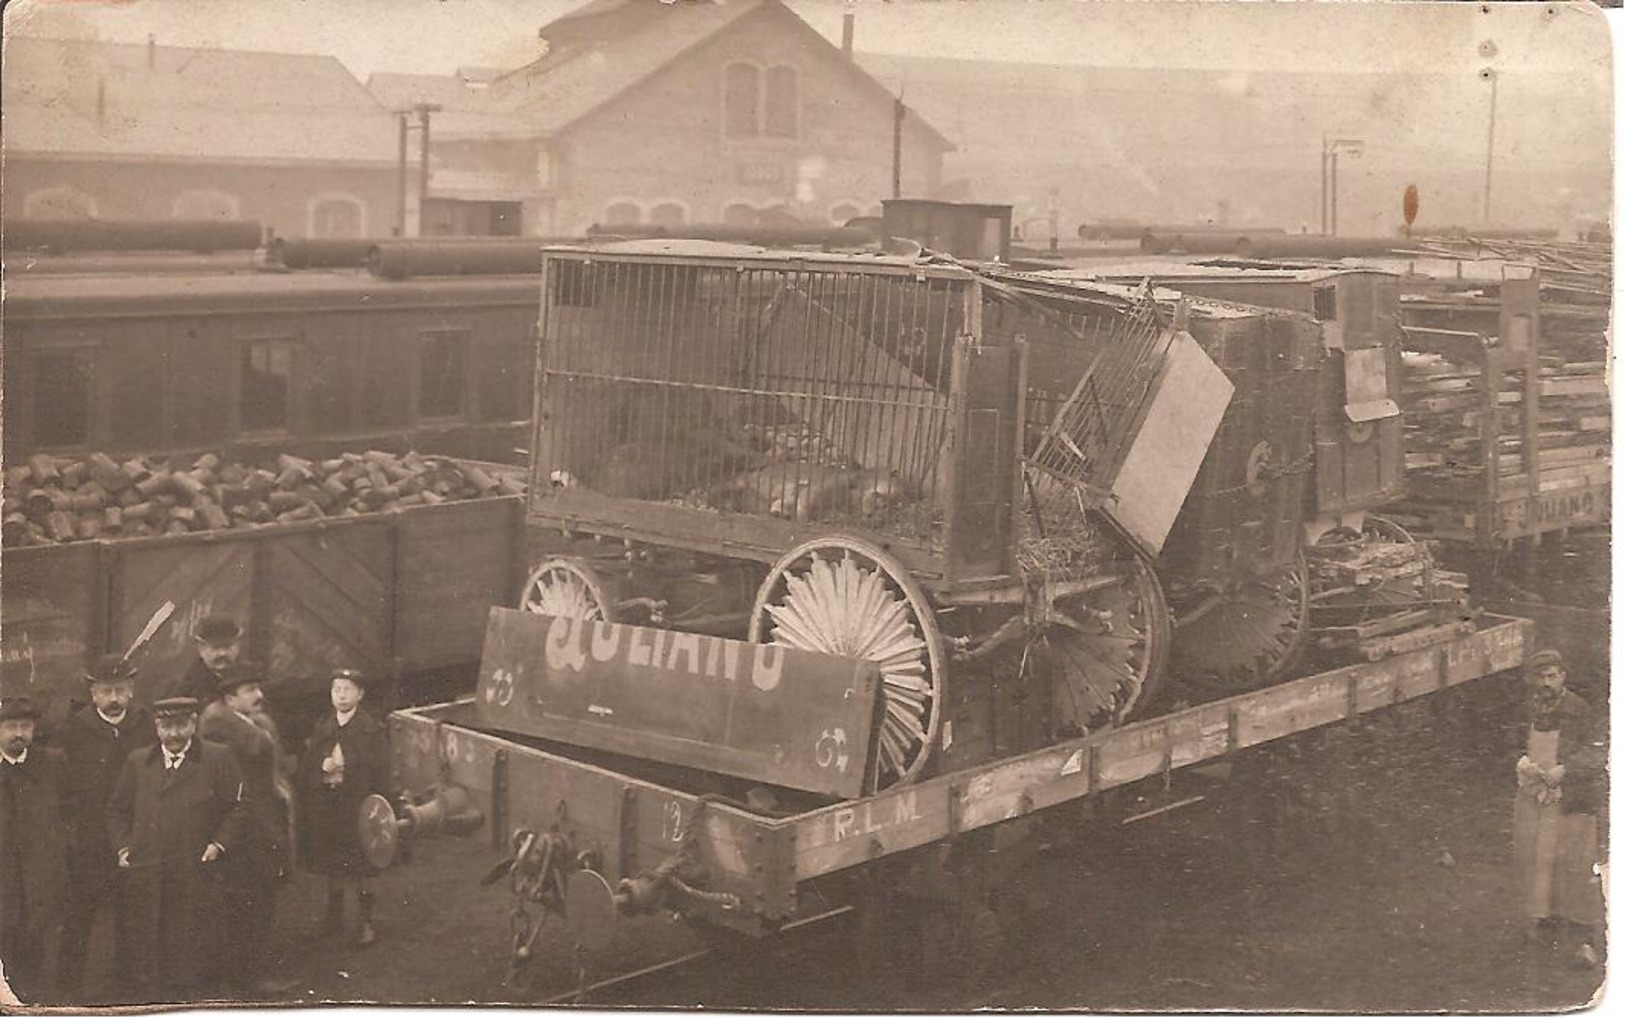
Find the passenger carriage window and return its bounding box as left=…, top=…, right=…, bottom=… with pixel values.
left=1312, top=285, right=1338, bottom=322
left=476, top=333, right=524, bottom=422
left=33, top=349, right=95, bottom=448
left=419, top=331, right=469, bottom=419
left=240, top=339, right=294, bottom=431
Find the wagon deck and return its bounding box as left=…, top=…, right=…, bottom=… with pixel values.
left=388, top=611, right=1528, bottom=935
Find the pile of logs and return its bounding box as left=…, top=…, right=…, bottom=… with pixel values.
left=3, top=450, right=526, bottom=548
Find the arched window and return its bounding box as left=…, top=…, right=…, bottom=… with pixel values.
left=604, top=201, right=642, bottom=227
left=171, top=190, right=241, bottom=221
left=23, top=186, right=98, bottom=220
left=724, top=62, right=761, bottom=139
left=308, top=193, right=367, bottom=238
left=722, top=203, right=758, bottom=228
left=758, top=204, right=797, bottom=227
left=763, top=65, right=798, bottom=138
left=829, top=202, right=862, bottom=226
left=649, top=202, right=688, bottom=228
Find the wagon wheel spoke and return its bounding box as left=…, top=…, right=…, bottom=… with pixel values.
left=752, top=537, right=945, bottom=791
left=1171, top=551, right=1311, bottom=695
left=520, top=557, right=618, bottom=622
left=1032, top=524, right=1170, bottom=732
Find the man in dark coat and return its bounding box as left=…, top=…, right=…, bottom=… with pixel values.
left=168, top=614, right=244, bottom=703
left=199, top=662, right=295, bottom=994
left=297, top=669, right=389, bottom=947
left=54, top=653, right=155, bottom=998
left=106, top=696, right=246, bottom=999
left=1, top=696, right=70, bottom=1002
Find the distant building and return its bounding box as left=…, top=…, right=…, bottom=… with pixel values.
left=367, top=0, right=954, bottom=236
left=4, top=35, right=399, bottom=238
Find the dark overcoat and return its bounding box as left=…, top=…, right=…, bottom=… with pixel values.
left=0, top=747, right=70, bottom=974
left=105, top=739, right=246, bottom=991
left=199, top=701, right=293, bottom=876
left=54, top=705, right=156, bottom=878
left=296, top=709, right=389, bottom=877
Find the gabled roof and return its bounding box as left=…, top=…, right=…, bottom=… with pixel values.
left=4, top=35, right=398, bottom=165
left=487, top=0, right=952, bottom=148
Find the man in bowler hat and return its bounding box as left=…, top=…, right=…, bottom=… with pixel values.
left=1, top=695, right=70, bottom=1002
left=107, top=696, right=246, bottom=999
left=169, top=615, right=244, bottom=703
left=199, top=662, right=296, bottom=995
left=54, top=654, right=155, bottom=998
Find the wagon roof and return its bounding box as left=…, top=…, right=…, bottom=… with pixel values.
left=542, top=241, right=978, bottom=276
left=1036, top=258, right=1402, bottom=283
left=5, top=268, right=538, bottom=319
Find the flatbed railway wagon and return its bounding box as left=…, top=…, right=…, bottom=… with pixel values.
left=372, top=603, right=1530, bottom=996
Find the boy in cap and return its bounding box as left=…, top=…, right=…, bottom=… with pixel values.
left=107, top=697, right=246, bottom=999
left=1, top=696, right=70, bottom=1002
left=55, top=654, right=155, bottom=998
left=169, top=615, right=244, bottom=703
left=296, top=669, right=389, bottom=946
left=199, top=662, right=295, bottom=995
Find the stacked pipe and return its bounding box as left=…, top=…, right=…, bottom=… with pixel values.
left=3, top=450, right=525, bottom=548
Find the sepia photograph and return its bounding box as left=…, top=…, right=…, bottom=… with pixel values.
left=0, top=0, right=1613, bottom=1011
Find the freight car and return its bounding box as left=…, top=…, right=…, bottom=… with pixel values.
left=3, top=253, right=540, bottom=468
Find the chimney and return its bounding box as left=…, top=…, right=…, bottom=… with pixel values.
left=841, top=13, right=854, bottom=55
left=147, top=33, right=156, bottom=69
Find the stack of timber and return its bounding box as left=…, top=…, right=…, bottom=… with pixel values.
left=3, top=449, right=526, bottom=548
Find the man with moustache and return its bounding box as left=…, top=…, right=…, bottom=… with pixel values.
left=199, top=663, right=295, bottom=995
left=169, top=615, right=244, bottom=703
left=107, top=697, right=245, bottom=1000
left=55, top=654, right=155, bottom=999
left=0, top=696, right=70, bottom=1002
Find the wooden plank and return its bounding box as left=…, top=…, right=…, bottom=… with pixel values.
left=395, top=497, right=523, bottom=672
left=474, top=609, right=882, bottom=798
left=264, top=523, right=392, bottom=679
left=0, top=544, right=102, bottom=706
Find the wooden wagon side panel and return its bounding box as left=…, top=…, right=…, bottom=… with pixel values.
left=0, top=544, right=104, bottom=706
left=110, top=538, right=254, bottom=692
left=261, top=521, right=393, bottom=682
left=395, top=497, right=525, bottom=672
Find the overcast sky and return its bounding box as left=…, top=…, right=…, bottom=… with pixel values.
left=5, top=0, right=1613, bottom=79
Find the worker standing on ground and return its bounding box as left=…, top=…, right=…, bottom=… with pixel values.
left=169, top=615, right=244, bottom=702
left=1512, top=648, right=1605, bottom=968
left=107, top=696, right=246, bottom=999
left=0, top=696, right=70, bottom=1003
left=297, top=669, right=389, bottom=947
left=55, top=655, right=155, bottom=1000
left=200, top=663, right=296, bottom=995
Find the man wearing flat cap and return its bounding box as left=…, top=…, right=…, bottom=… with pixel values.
left=199, top=662, right=295, bottom=995
left=168, top=615, right=244, bottom=703
left=55, top=653, right=154, bottom=998
left=0, top=696, right=70, bottom=1002
left=1513, top=648, right=1605, bottom=968
left=106, top=696, right=246, bottom=998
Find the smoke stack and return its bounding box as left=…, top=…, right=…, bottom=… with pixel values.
left=147, top=33, right=156, bottom=69
left=841, top=13, right=854, bottom=55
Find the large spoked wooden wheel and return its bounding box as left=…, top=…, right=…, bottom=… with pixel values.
left=1311, top=515, right=1434, bottom=618
left=750, top=537, right=945, bottom=791
left=520, top=557, right=619, bottom=621
left=1038, top=550, right=1172, bottom=732
left=1170, top=551, right=1311, bottom=694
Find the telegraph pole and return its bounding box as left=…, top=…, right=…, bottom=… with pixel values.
left=1482, top=69, right=1499, bottom=225
left=393, top=103, right=442, bottom=238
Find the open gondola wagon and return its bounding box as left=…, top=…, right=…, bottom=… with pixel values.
left=521, top=242, right=1232, bottom=791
